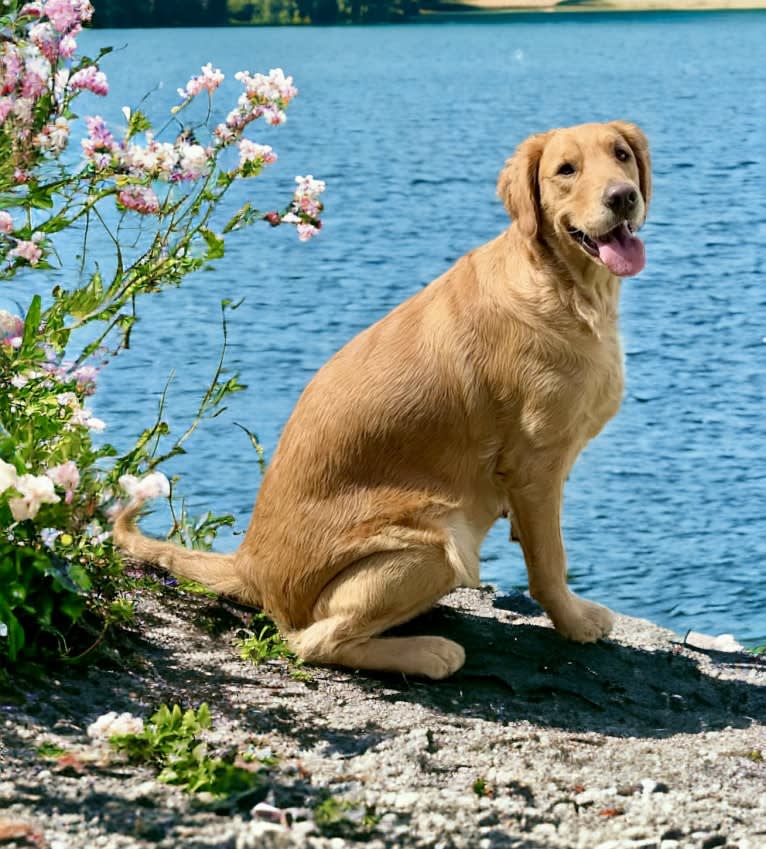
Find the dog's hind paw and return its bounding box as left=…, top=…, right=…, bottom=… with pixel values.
left=403, top=636, right=466, bottom=679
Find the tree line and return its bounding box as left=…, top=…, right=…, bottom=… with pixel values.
left=92, top=0, right=421, bottom=26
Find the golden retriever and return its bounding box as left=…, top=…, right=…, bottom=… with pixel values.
left=114, top=120, right=651, bottom=679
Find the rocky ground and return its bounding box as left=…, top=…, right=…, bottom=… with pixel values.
left=1, top=586, right=765, bottom=849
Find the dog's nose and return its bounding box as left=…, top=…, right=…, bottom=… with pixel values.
left=603, top=182, right=639, bottom=216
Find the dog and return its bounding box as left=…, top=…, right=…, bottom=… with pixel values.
left=114, top=120, right=651, bottom=679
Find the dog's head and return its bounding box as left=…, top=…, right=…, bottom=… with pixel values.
left=497, top=121, right=651, bottom=278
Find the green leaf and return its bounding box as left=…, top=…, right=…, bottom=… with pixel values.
left=22, top=295, right=41, bottom=350
left=200, top=228, right=225, bottom=261
left=67, top=271, right=104, bottom=319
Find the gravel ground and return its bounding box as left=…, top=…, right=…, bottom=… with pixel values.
left=2, top=586, right=765, bottom=849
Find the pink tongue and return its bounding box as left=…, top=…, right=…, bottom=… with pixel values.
left=596, top=223, right=645, bottom=277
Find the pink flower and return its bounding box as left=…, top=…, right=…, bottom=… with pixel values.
left=177, top=62, right=224, bottom=99
left=225, top=68, right=298, bottom=133
left=13, top=97, right=34, bottom=123
left=234, top=68, right=297, bottom=106
left=1, top=48, right=24, bottom=95
left=21, top=71, right=47, bottom=99
left=0, top=211, right=13, bottom=234
left=0, top=309, right=24, bottom=348
left=59, top=34, right=77, bottom=58
left=81, top=115, right=120, bottom=169
left=69, top=65, right=108, bottom=97
left=29, top=22, right=59, bottom=63
left=19, top=3, right=44, bottom=17
left=117, top=185, right=160, bottom=215
left=263, top=106, right=286, bottom=126
left=72, top=364, right=98, bottom=394
left=292, top=174, right=326, bottom=218
left=297, top=223, right=319, bottom=242
left=238, top=139, right=277, bottom=171
left=44, top=0, right=92, bottom=32
left=214, top=123, right=236, bottom=145
left=0, top=98, right=13, bottom=122
left=47, top=460, right=80, bottom=503
left=9, top=239, right=43, bottom=265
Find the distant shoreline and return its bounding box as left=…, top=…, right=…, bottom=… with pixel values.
left=423, top=0, right=766, bottom=13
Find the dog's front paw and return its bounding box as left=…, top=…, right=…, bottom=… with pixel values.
left=549, top=594, right=615, bottom=643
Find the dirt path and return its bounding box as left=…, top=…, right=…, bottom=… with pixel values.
left=2, top=587, right=765, bottom=848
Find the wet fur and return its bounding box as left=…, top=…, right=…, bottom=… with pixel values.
left=114, top=121, right=651, bottom=679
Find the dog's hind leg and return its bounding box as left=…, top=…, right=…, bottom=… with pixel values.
left=287, top=546, right=465, bottom=679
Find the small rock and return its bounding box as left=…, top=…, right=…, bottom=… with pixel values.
left=393, top=790, right=421, bottom=808
left=532, top=823, right=557, bottom=836
left=685, top=632, right=745, bottom=653
left=640, top=778, right=669, bottom=795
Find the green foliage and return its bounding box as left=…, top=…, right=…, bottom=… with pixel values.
left=226, top=0, right=418, bottom=24
left=0, top=536, right=89, bottom=663
left=312, top=793, right=381, bottom=839
left=0, top=5, right=322, bottom=671
left=748, top=644, right=766, bottom=656
left=93, top=0, right=228, bottom=26
left=472, top=777, right=491, bottom=797
left=237, top=613, right=314, bottom=680
left=37, top=742, right=67, bottom=759
left=238, top=613, right=295, bottom=665
left=110, top=703, right=267, bottom=798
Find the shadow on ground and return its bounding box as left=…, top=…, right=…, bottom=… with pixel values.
left=381, top=598, right=766, bottom=737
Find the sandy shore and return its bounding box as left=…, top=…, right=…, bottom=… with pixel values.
left=2, top=586, right=765, bottom=848
left=430, top=0, right=766, bottom=13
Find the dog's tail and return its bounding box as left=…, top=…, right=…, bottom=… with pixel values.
left=112, top=500, right=261, bottom=606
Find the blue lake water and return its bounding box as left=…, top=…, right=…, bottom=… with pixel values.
left=71, top=15, right=765, bottom=644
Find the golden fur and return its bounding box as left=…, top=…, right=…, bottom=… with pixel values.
left=114, top=120, right=651, bottom=679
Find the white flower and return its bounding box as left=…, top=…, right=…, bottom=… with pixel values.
left=0, top=459, right=18, bottom=494
left=86, top=520, right=110, bottom=544
left=0, top=622, right=7, bottom=638
left=178, top=142, right=209, bottom=179
left=70, top=407, right=106, bottom=431
left=119, top=471, right=170, bottom=502
left=87, top=711, right=144, bottom=742
left=9, top=473, right=60, bottom=521
left=40, top=527, right=62, bottom=548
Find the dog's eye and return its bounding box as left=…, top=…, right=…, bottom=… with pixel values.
left=615, top=147, right=631, bottom=162
left=557, top=162, right=575, bottom=176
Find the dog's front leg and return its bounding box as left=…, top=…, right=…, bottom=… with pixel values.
left=509, top=476, right=614, bottom=643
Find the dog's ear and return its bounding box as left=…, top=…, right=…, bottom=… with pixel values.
left=610, top=120, right=652, bottom=214
left=497, top=131, right=549, bottom=240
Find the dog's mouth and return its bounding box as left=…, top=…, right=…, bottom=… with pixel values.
left=567, top=221, right=645, bottom=278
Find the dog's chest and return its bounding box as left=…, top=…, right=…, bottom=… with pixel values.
left=520, top=327, right=624, bottom=448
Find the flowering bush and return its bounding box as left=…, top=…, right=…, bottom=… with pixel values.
left=0, top=0, right=325, bottom=665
